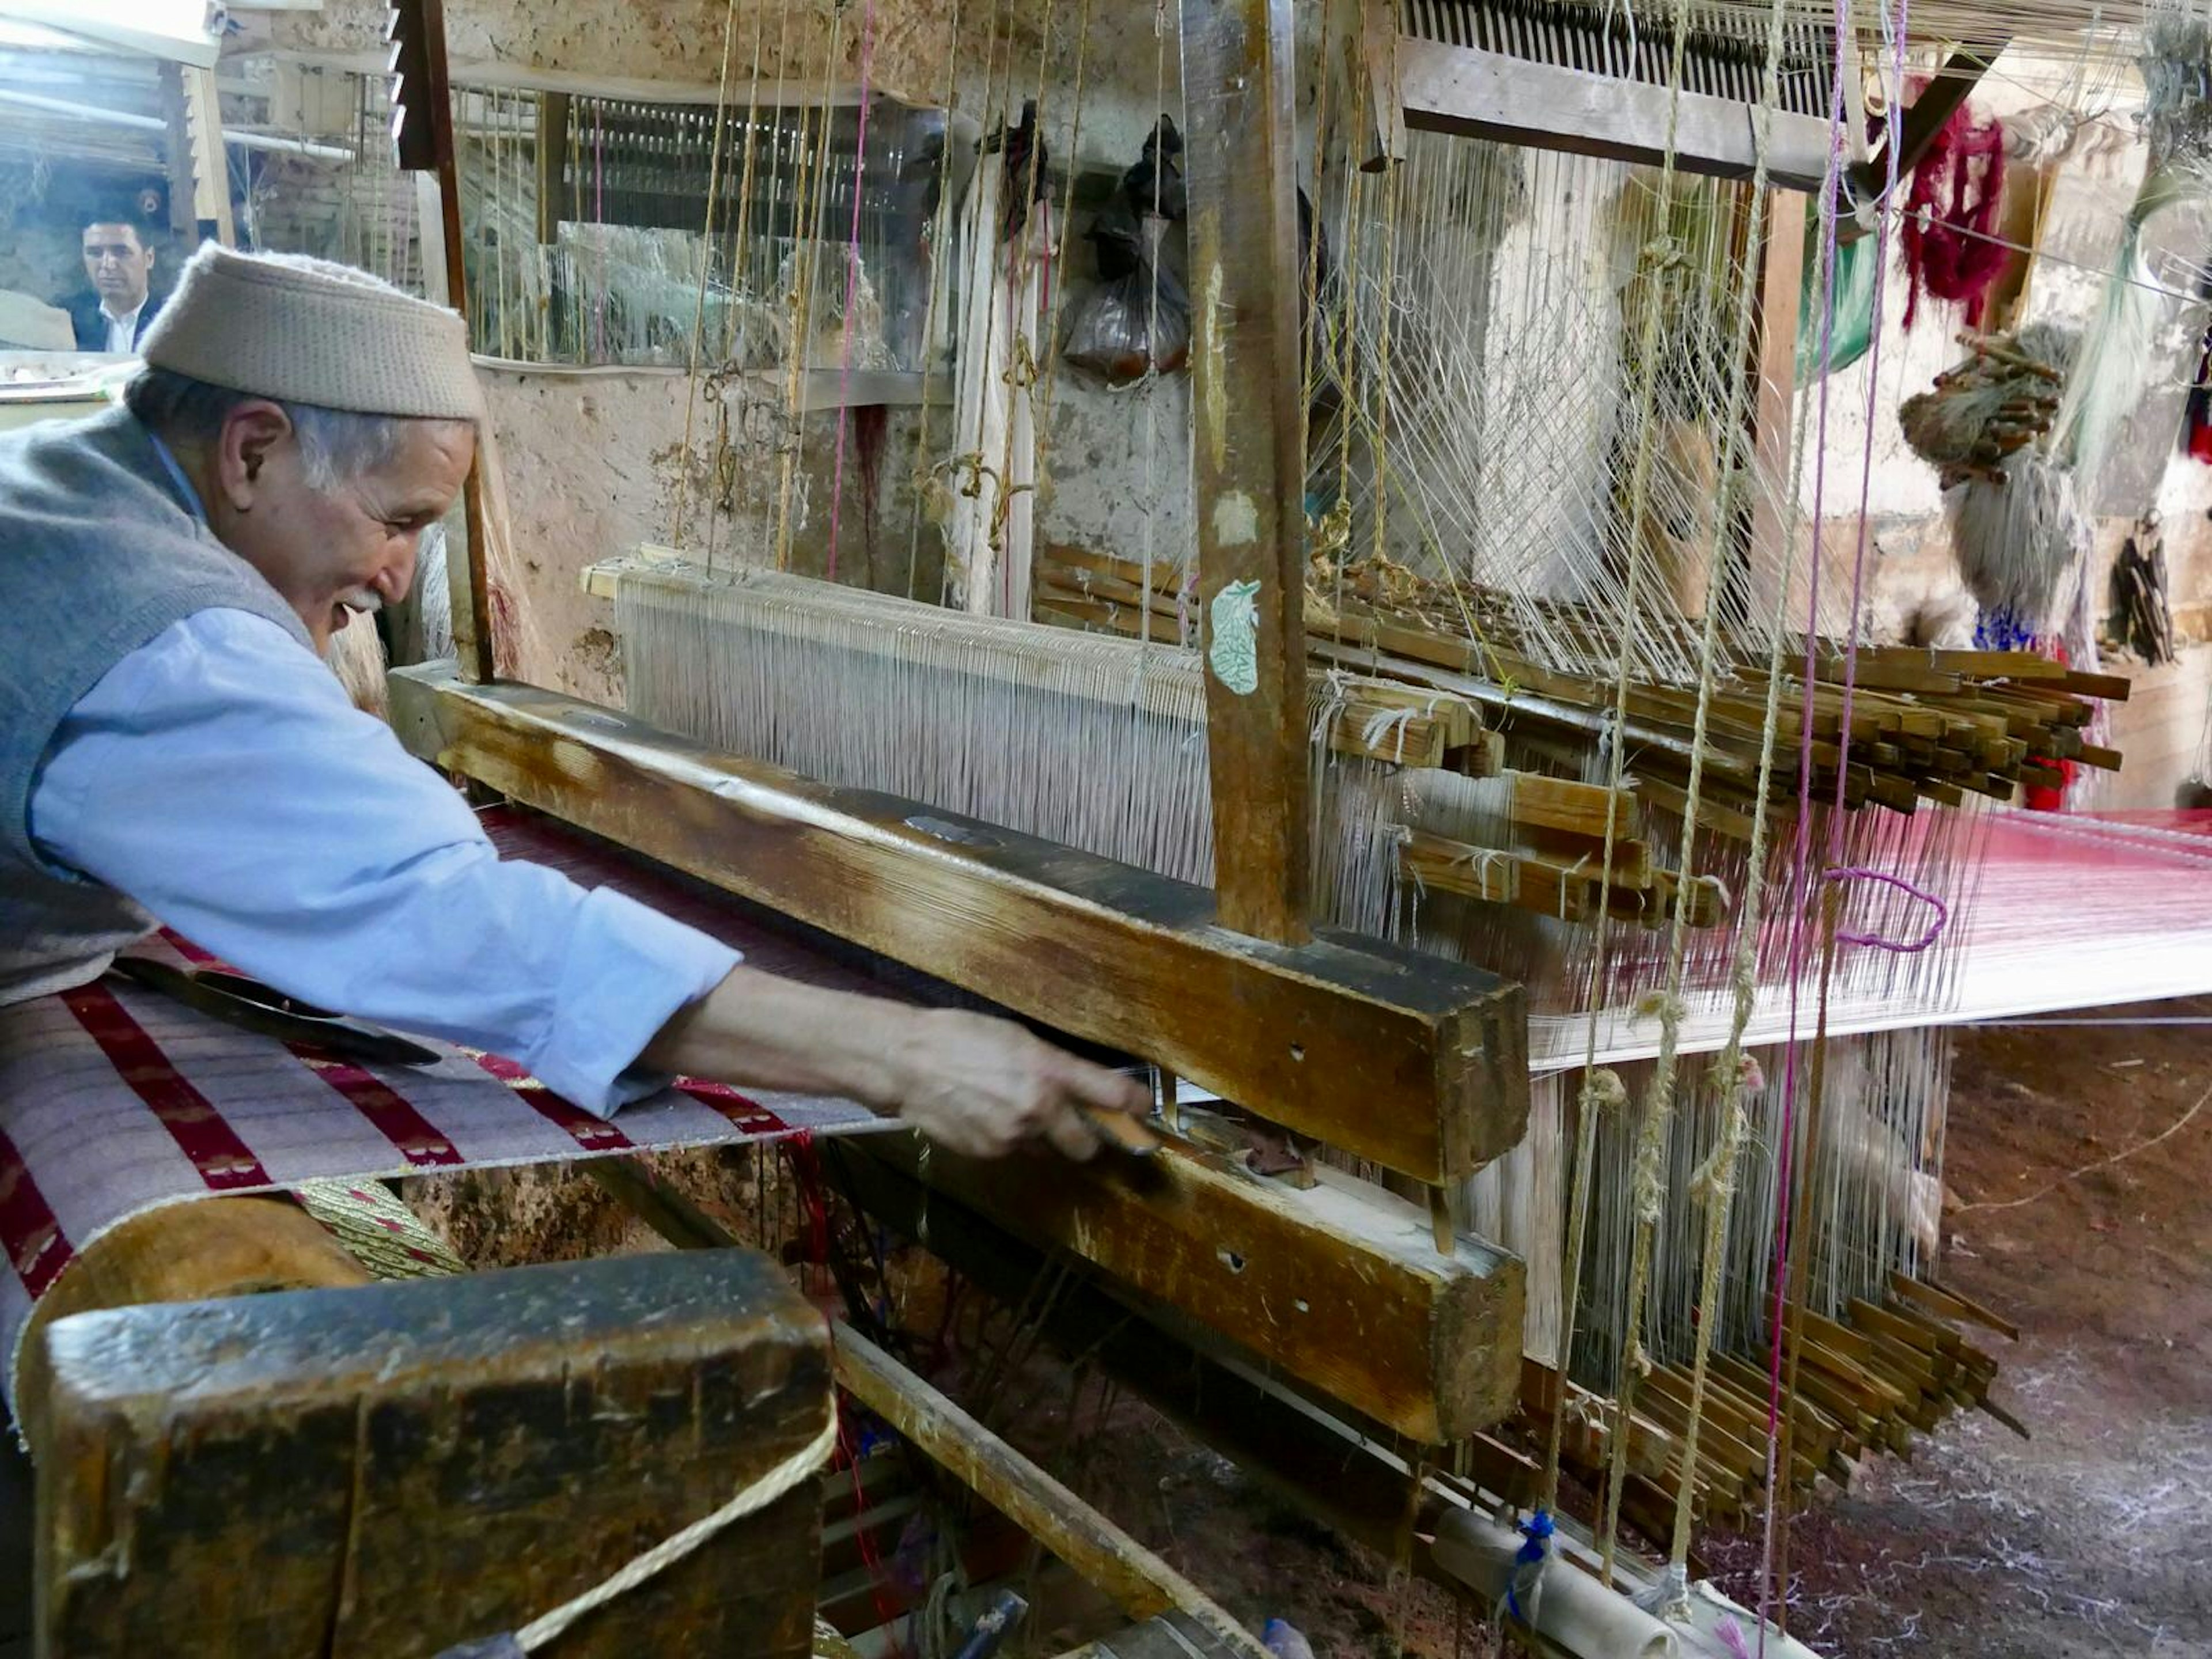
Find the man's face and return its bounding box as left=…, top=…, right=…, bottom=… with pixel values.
left=212, top=410, right=476, bottom=653
left=82, top=223, right=154, bottom=312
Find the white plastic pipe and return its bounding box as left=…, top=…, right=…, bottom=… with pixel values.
left=1431, top=1509, right=1679, bottom=1658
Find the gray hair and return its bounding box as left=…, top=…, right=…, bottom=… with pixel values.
left=124, top=366, right=430, bottom=490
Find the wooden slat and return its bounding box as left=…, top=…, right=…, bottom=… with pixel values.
left=867, top=1133, right=1523, bottom=1444
left=389, top=666, right=1528, bottom=1183
left=1505, top=770, right=1635, bottom=840
left=1905, top=1273, right=2022, bottom=1342
left=1746, top=188, right=1805, bottom=618
left=533, top=90, right=570, bottom=244
left=1181, top=0, right=1312, bottom=944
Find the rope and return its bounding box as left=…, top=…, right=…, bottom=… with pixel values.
left=824, top=0, right=882, bottom=582
left=1953, top=1082, right=2211, bottom=1213
left=434, top=1408, right=839, bottom=1656
left=1593, top=0, right=1707, bottom=1585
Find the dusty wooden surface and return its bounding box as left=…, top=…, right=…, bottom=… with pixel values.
left=389, top=664, right=1529, bottom=1183
left=864, top=1132, right=1524, bottom=1444
left=831, top=1323, right=1270, bottom=1659
left=827, top=1149, right=1537, bottom=1541
left=13, top=1195, right=370, bottom=1453
left=35, top=1249, right=826, bottom=1658
left=1180, top=0, right=1314, bottom=945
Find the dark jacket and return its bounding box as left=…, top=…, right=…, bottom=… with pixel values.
left=0, top=406, right=309, bottom=1003
left=68, top=289, right=164, bottom=354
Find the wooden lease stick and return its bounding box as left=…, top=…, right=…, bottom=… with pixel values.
left=390, top=0, right=495, bottom=683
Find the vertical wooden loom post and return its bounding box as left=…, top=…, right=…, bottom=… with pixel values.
left=535, top=92, right=572, bottom=247
left=1743, top=188, right=1805, bottom=622
left=389, top=0, right=497, bottom=684
left=1179, top=0, right=1313, bottom=945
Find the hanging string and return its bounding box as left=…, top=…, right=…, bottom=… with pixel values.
left=1759, top=0, right=1872, bottom=1635
left=774, top=13, right=845, bottom=573
left=1639, top=0, right=1807, bottom=1609
left=824, top=0, right=882, bottom=582
left=703, top=7, right=770, bottom=575
left=1027, top=0, right=1097, bottom=512
left=902, top=0, right=968, bottom=599
left=1588, top=0, right=1707, bottom=1586
left=670, top=0, right=747, bottom=554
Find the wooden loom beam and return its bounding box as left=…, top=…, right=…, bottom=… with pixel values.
left=1180, top=0, right=1315, bottom=946
left=861, top=1129, right=1524, bottom=1442
left=33, top=1249, right=829, bottom=1657
left=389, top=665, right=1529, bottom=1184
left=820, top=1147, right=1536, bottom=1543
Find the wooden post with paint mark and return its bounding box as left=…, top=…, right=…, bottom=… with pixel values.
left=389, top=0, right=497, bottom=685
left=1180, top=0, right=1313, bottom=945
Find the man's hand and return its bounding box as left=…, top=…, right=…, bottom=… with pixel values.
left=880, top=1007, right=1150, bottom=1160
left=642, top=967, right=1151, bottom=1160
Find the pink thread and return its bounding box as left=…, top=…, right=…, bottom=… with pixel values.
left=825, top=2, right=881, bottom=584
left=1823, top=866, right=1949, bottom=953
left=1762, top=1, right=1908, bottom=1645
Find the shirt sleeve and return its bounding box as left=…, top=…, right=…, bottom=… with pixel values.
left=29, top=609, right=742, bottom=1115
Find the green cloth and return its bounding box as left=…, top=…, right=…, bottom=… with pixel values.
left=1796, top=219, right=1879, bottom=384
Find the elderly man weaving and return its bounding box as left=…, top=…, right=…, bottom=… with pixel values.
left=1, top=246, right=1145, bottom=1159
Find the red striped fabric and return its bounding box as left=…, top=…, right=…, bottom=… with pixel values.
left=0, top=1122, right=72, bottom=1299
left=300, top=1059, right=464, bottom=1168
left=59, top=983, right=272, bottom=1190
left=466, top=1051, right=634, bottom=1153
left=677, top=1078, right=794, bottom=1137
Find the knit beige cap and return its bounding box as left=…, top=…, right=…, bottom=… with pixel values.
left=140, top=244, right=486, bottom=422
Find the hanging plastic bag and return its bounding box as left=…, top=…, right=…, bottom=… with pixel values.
left=1064, top=207, right=1190, bottom=384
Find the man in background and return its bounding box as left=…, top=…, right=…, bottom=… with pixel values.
left=70, top=215, right=163, bottom=354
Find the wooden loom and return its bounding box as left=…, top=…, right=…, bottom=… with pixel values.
left=25, top=0, right=1529, bottom=1653
left=23, top=0, right=2123, bottom=1652
left=400, top=0, right=2088, bottom=1626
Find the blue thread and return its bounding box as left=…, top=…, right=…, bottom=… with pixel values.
left=1972, top=606, right=2041, bottom=652
left=1505, top=1509, right=1555, bottom=1623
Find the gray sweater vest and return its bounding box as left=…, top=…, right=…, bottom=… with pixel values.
left=1, top=406, right=311, bottom=1003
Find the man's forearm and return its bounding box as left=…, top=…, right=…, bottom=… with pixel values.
left=640, top=967, right=1151, bottom=1160
left=639, top=966, right=919, bottom=1108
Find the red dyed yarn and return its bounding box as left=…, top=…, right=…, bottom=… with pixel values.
left=1898, top=86, right=2009, bottom=330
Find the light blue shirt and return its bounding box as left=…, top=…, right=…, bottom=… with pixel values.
left=28, top=605, right=741, bottom=1116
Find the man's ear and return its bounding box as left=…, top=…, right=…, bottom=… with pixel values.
left=215, top=402, right=294, bottom=510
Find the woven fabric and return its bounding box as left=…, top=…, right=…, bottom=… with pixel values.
left=141, top=244, right=487, bottom=422
left=0, top=809, right=908, bottom=1415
